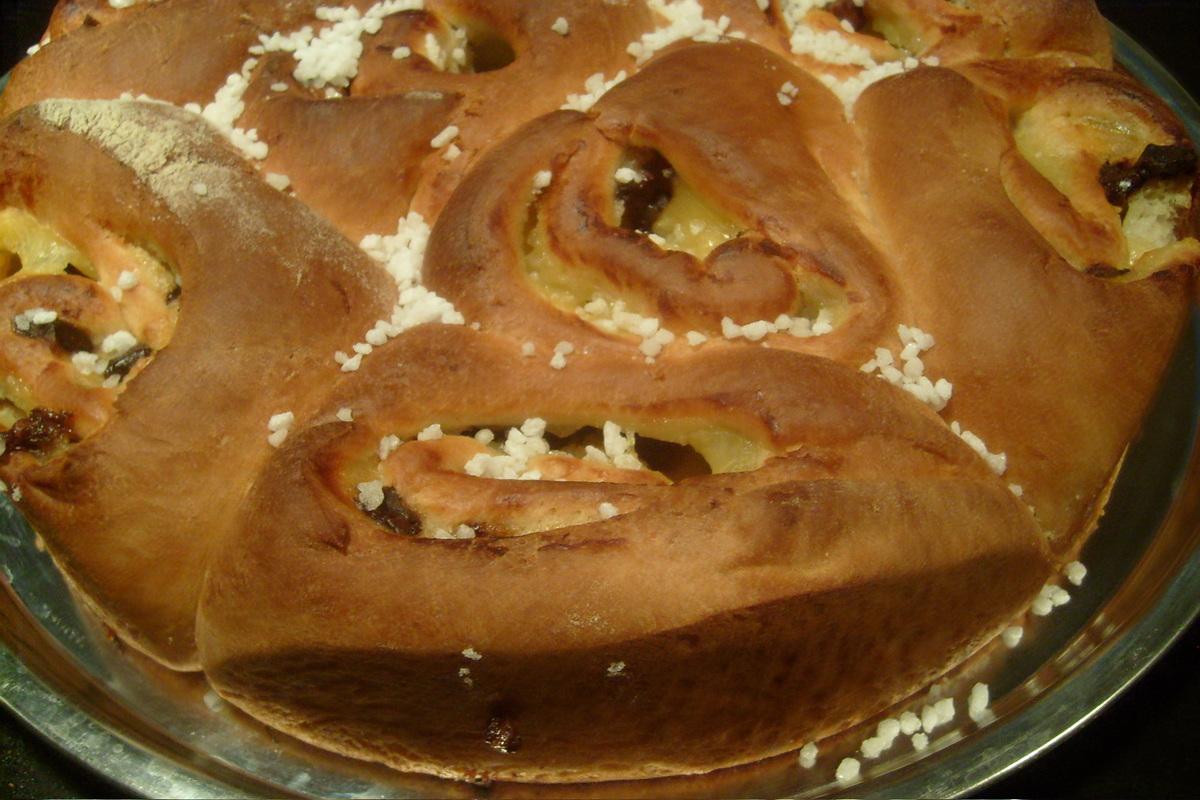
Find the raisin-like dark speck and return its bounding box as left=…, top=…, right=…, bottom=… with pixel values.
left=165, top=284, right=181, bottom=304
left=53, top=320, right=94, bottom=353
left=1099, top=142, right=1198, bottom=206
left=12, top=319, right=53, bottom=340
left=2, top=408, right=74, bottom=456
left=365, top=486, right=422, bottom=536
left=1098, top=161, right=1143, bottom=206
left=1138, top=143, right=1198, bottom=180
left=104, top=345, right=152, bottom=379
left=617, top=151, right=674, bottom=233
left=828, top=0, right=867, bottom=30
left=1085, top=264, right=1130, bottom=279
left=12, top=318, right=93, bottom=354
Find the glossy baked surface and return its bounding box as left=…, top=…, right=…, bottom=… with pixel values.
left=0, top=1, right=1195, bottom=796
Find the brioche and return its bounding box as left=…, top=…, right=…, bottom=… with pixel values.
left=0, top=0, right=1196, bottom=786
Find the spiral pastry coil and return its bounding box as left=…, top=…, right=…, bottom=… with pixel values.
left=0, top=0, right=1196, bottom=784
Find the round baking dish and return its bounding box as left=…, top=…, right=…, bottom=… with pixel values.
left=1, top=25, right=1198, bottom=799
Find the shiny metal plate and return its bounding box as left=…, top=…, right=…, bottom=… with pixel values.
left=1, top=27, right=1199, bottom=799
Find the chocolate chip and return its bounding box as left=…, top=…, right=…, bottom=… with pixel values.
left=12, top=317, right=94, bottom=354
left=484, top=717, right=522, bottom=754
left=828, top=0, right=867, bottom=31
left=1085, top=264, right=1130, bottom=278
left=1098, top=161, right=1143, bottom=206
left=12, top=319, right=54, bottom=341
left=165, top=283, right=181, bottom=304
left=617, top=151, right=675, bottom=233
left=52, top=320, right=94, bottom=353
left=103, top=345, right=152, bottom=379
left=1099, top=142, right=1198, bottom=206
left=366, top=486, right=422, bottom=536
left=1138, top=143, right=1198, bottom=181
left=2, top=408, right=74, bottom=456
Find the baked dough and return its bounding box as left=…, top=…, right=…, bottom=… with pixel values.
left=0, top=0, right=1195, bottom=785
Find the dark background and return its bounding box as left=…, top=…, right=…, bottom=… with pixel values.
left=1, top=1, right=1199, bottom=797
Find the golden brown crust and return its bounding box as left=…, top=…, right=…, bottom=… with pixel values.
left=973, top=0, right=1111, bottom=65
left=0, top=276, right=122, bottom=435
left=45, top=0, right=155, bottom=39
left=5, top=0, right=273, bottom=114
left=5, top=0, right=657, bottom=233
left=0, top=101, right=394, bottom=667
left=0, top=0, right=1195, bottom=786
left=423, top=44, right=894, bottom=360
left=855, top=66, right=1193, bottom=551
left=198, top=325, right=1051, bottom=781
